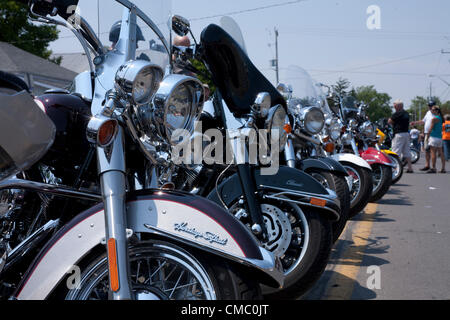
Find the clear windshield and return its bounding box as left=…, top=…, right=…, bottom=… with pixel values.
left=282, top=65, right=321, bottom=110
left=51, top=0, right=171, bottom=74
left=312, top=78, right=333, bottom=116
left=281, top=65, right=321, bottom=112
left=219, top=16, right=247, bottom=54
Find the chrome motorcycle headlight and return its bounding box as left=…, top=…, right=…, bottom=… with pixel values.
left=327, top=118, right=343, bottom=141
left=299, top=106, right=325, bottom=135
left=265, top=105, right=288, bottom=151
left=152, top=74, right=204, bottom=145
left=341, top=132, right=353, bottom=145
left=115, top=60, right=164, bottom=105
left=360, top=121, right=375, bottom=137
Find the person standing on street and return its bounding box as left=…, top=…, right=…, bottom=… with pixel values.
left=427, top=106, right=445, bottom=173
left=443, top=114, right=450, bottom=161
left=411, top=100, right=435, bottom=171
left=389, top=100, right=414, bottom=173
left=410, top=126, right=420, bottom=150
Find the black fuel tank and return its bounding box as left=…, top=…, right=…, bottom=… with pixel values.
left=35, top=93, right=93, bottom=183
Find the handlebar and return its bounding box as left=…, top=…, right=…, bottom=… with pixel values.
left=20, top=0, right=79, bottom=20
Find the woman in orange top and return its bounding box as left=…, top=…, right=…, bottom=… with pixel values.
left=443, top=114, right=450, bottom=161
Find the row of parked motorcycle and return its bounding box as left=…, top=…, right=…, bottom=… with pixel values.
left=0, top=0, right=415, bottom=300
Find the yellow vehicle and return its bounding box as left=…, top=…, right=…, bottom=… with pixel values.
left=376, top=128, right=403, bottom=184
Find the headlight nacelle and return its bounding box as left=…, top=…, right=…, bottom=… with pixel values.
left=265, top=105, right=289, bottom=151
left=299, top=106, right=325, bottom=135
left=152, top=74, right=204, bottom=145
left=326, top=118, right=343, bottom=141
left=115, top=60, right=164, bottom=105
left=360, top=121, right=376, bottom=137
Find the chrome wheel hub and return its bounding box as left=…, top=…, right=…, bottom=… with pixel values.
left=344, top=166, right=361, bottom=204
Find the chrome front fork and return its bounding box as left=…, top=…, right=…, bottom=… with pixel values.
left=97, top=127, right=132, bottom=300
left=284, top=137, right=296, bottom=168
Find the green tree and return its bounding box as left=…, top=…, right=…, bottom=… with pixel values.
left=408, top=96, right=430, bottom=123
left=191, top=59, right=216, bottom=94
left=441, top=100, right=450, bottom=116
left=0, top=0, right=60, bottom=61
left=332, top=77, right=351, bottom=97
left=353, top=85, right=392, bottom=121
left=407, top=96, right=448, bottom=121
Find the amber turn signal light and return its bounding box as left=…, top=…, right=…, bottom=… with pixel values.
left=323, top=142, right=335, bottom=153
left=283, top=124, right=292, bottom=134
left=310, top=197, right=327, bottom=207
left=98, top=120, right=118, bottom=147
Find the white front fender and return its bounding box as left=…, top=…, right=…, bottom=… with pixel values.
left=330, top=153, right=372, bottom=170
left=15, top=192, right=283, bottom=300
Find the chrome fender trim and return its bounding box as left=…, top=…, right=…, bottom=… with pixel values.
left=331, top=153, right=373, bottom=170
left=259, top=185, right=341, bottom=221
left=15, top=192, right=283, bottom=300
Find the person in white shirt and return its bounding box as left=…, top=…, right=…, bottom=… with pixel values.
left=411, top=100, right=435, bottom=171
left=410, top=126, right=420, bottom=149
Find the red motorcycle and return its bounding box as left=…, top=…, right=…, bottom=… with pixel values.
left=336, top=97, right=394, bottom=202
left=359, top=146, right=393, bottom=202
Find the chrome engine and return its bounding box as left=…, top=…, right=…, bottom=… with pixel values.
left=0, top=189, right=25, bottom=220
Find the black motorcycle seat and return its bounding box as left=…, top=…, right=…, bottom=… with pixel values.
left=200, top=24, right=286, bottom=116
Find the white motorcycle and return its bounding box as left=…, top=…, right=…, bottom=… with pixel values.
left=0, top=0, right=283, bottom=300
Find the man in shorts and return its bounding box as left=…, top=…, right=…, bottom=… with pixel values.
left=411, top=100, right=435, bottom=171
left=389, top=100, right=414, bottom=173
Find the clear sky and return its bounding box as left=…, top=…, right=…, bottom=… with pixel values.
left=49, top=0, right=450, bottom=108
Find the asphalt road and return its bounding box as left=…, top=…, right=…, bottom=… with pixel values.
left=304, top=153, right=450, bottom=300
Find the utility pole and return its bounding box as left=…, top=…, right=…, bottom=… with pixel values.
left=268, top=28, right=279, bottom=85
left=97, top=0, right=100, bottom=38
left=275, top=27, right=279, bottom=85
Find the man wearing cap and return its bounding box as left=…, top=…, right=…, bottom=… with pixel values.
left=389, top=100, right=414, bottom=173
left=411, top=100, right=435, bottom=171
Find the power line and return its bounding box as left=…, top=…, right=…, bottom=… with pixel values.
left=309, top=70, right=449, bottom=77
left=282, top=27, right=450, bottom=41
left=8, top=0, right=309, bottom=46
left=310, top=50, right=441, bottom=77
left=189, top=0, right=308, bottom=22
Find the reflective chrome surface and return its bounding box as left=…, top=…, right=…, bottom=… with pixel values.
left=172, top=15, right=191, bottom=36
left=360, top=121, right=376, bottom=137
left=265, top=105, right=288, bottom=150
left=298, top=106, right=325, bottom=135
left=115, top=60, right=163, bottom=105
left=252, top=92, right=271, bottom=118
left=152, top=74, right=204, bottom=144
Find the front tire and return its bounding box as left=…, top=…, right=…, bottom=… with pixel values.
left=389, top=154, right=403, bottom=185
left=409, top=148, right=420, bottom=164
left=258, top=203, right=333, bottom=299
left=340, top=161, right=373, bottom=218
left=369, top=164, right=392, bottom=202
left=65, top=240, right=261, bottom=300
left=308, top=171, right=350, bottom=243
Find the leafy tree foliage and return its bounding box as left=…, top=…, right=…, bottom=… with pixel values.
left=0, top=0, right=60, bottom=61
left=408, top=96, right=450, bottom=124
left=353, top=85, right=392, bottom=121
left=330, top=78, right=392, bottom=121
left=332, top=77, right=351, bottom=97
left=190, top=59, right=216, bottom=94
